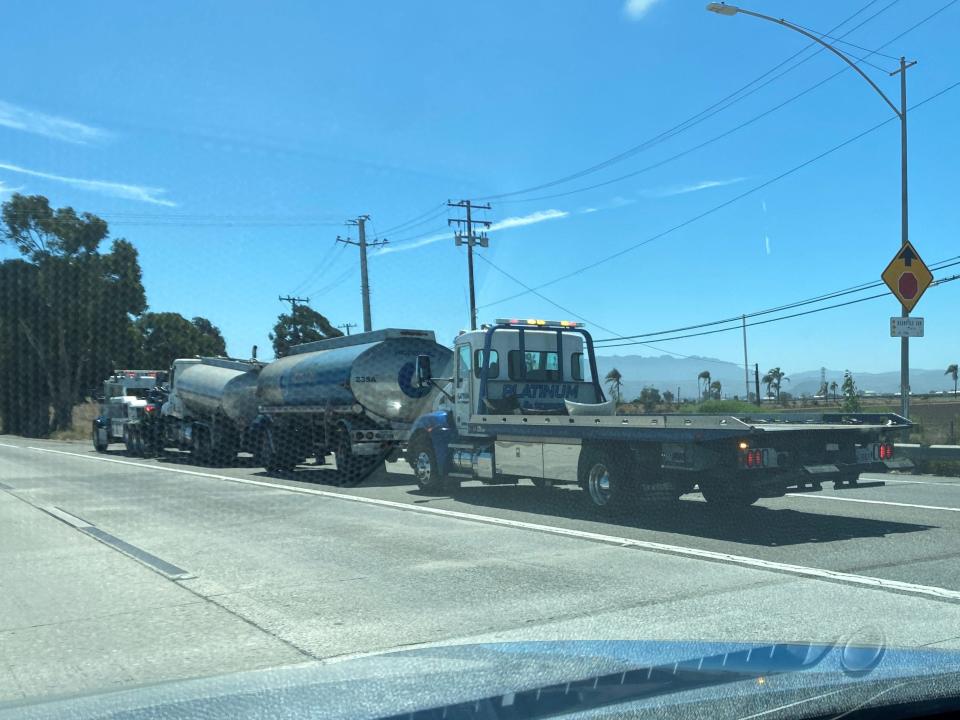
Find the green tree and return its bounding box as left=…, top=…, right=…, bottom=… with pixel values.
left=0, top=194, right=146, bottom=432
left=638, top=386, right=661, bottom=411
left=604, top=368, right=623, bottom=403
left=269, top=304, right=342, bottom=358
left=698, top=370, right=711, bottom=401
left=136, top=312, right=226, bottom=369
left=841, top=370, right=862, bottom=412
left=0, top=261, right=50, bottom=436
left=829, top=380, right=839, bottom=403
left=946, top=364, right=958, bottom=396
left=662, top=389, right=675, bottom=407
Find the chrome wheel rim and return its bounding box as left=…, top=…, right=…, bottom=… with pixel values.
left=587, top=463, right=612, bottom=506
left=415, top=451, right=432, bottom=484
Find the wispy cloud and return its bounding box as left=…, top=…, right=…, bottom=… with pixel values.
left=623, top=0, right=660, bottom=20
left=0, top=180, right=25, bottom=197
left=377, top=208, right=569, bottom=255
left=0, top=100, right=110, bottom=145
left=488, top=208, right=568, bottom=231
left=643, top=177, right=746, bottom=198
left=0, top=162, right=175, bottom=206
left=765, top=235, right=772, bottom=255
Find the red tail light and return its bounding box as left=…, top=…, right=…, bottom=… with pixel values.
left=144, top=404, right=156, bottom=414
left=741, top=448, right=764, bottom=468
left=879, top=442, right=894, bottom=460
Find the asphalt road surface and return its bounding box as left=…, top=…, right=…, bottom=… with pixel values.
left=3, top=436, right=960, bottom=704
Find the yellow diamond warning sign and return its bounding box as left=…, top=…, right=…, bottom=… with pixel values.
left=881, top=241, right=932, bottom=313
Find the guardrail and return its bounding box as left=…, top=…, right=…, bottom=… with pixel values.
left=895, top=443, right=960, bottom=463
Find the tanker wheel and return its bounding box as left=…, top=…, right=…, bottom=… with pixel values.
left=210, top=425, right=239, bottom=467
left=191, top=427, right=214, bottom=465
left=331, top=433, right=381, bottom=487
left=258, top=428, right=296, bottom=474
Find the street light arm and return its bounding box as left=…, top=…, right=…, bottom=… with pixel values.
left=715, top=5, right=902, bottom=118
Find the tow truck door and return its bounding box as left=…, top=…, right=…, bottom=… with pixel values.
left=453, top=340, right=474, bottom=431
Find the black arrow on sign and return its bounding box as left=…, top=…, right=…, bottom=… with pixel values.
left=898, top=246, right=917, bottom=266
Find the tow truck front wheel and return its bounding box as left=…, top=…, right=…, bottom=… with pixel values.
left=409, top=437, right=448, bottom=495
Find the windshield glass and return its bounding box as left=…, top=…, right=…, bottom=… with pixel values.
left=2, top=2, right=959, bottom=718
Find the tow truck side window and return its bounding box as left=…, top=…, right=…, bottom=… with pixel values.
left=474, top=349, right=499, bottom=379
left=508, top=350, right=560, bottom=381
left=571, top=352, right=585, bottom=381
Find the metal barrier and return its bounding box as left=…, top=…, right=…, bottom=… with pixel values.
left=895, top=444, right=960, bottom=463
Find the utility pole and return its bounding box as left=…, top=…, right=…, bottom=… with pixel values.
left=754, top=364, right=761, bottom=406
left=741, top=314, right=750, bottom=400
left=279, top=295, right=309, bottom=311
left=448, top=200, right=491, bottom=330
left=337, top=215, right=387, bottom=332
left=892, top=56, right=917, bottom=420
left=337, top=322, right=357, bottom=336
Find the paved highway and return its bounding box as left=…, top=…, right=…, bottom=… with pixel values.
left=3, top=436, right=960, bottom=704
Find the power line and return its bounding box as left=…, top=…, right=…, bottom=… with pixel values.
left=596, top=275, right=960, bottom=350
left=375, top=204, right=449, bottom=237
left=474, top=0, right=900, bottom=202
left=491, top=0, right=956, bottom=207
left=593, top=257, right=960, bottom=344
left=478, top=76, right=960, bottom=310
left=471, top=252, right=697, bottom=359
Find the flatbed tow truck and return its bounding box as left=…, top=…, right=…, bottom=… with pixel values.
left=407, top=319, right=912, bottom=512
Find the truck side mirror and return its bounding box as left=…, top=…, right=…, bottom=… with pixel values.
left=415, top=355, right=432, bottom=387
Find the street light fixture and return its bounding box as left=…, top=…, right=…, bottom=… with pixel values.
left=706, top=3, right=917, bottom=419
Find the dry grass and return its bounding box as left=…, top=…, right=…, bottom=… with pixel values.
left=49, top=402, right=100, bottom=443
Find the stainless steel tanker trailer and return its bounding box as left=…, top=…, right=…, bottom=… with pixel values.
left=254, top=328, right=452, bottom=483
left=134, top=329, right=452, bottom=483
left=145, top=356, right=263, bottom=464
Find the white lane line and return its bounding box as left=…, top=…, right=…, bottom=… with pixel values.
left=882, top=477, right=960, bottom=488
left=0, top=442, right=21, bottom=448
left=26, top=445, right=960, bottom=603
left=786, top=493, right=960, bottom=513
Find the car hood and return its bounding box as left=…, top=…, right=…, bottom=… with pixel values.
left=4, top=638, right=960, bottom=720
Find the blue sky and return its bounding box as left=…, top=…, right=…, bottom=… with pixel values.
left=1, top=0, right=958, bottom=377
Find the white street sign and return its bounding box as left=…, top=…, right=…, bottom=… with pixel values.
left=890, top=317, right=924, bottom=337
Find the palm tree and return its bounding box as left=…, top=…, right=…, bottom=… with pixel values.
left=946, top=364, right=959, bottom=396
left=697, top=370, right=711, bottom=401
left=605, top=368, right=623, bottom=403
left=709, top=380, right=722, bottom=400
left=829, top=380, right=839, bottom=403
left=766, top=367, right=789, bottom=402
left=761, top=372, right=773, bottom=400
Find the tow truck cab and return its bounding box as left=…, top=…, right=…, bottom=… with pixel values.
left=448, top=319, right=607, bottom=430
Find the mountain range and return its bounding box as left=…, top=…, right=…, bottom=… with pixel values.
left=593, top=353, right=957, bottom=401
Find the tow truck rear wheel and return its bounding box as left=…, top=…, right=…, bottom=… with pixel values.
left=578, top=447, right=636, bottom=514
left=699, top=478, right=760, bottom=508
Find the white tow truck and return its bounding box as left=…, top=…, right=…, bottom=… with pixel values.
left=405, top=319, right=912, bottom=513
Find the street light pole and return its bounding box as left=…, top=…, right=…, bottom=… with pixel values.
left=706, top=3, right=916, bottom=418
